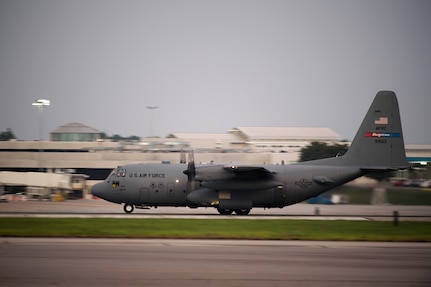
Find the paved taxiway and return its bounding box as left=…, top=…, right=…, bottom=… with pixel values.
left=1, top=238, right=430, bottom=287
left=1, top=200, right=431, bottom=220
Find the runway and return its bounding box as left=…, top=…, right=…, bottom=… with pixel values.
left=1, top=238, right=430, bottom=287
left=1, top=199, right=431, bottom=220
left=2, top=201, right=431, bottom=286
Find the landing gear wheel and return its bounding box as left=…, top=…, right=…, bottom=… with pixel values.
left=123, top=204, right=134, bottom=214
left=217, top=208, right=233, bottom=215
left=234, top=209, right=251, bottom=216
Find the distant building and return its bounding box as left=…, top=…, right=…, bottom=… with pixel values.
left=50, top=122, right=102, bottom=142
left=229, top=126, right=343, bottom=151
left=168, top=126, right=343, bottom=152
left=166, top=133, right=239, bottom=150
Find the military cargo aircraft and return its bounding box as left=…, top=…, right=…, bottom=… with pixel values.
left=91, top=91, right=408, bottom=215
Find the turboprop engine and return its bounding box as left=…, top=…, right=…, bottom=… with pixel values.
left=186, top=188, right=219, bottom=207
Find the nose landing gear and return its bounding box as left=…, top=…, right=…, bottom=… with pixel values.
left=123, top=204, right=151, bottom=213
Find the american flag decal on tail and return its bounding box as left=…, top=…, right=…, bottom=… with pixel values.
left=374, top=117, right=388, bottom=125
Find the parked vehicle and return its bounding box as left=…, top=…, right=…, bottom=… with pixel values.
left=393, top=179, right=431, bottom=188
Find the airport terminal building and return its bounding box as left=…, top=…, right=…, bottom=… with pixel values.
left=0, top=122, right=345, bottom=175
left=0, top=122, right=430, bottom=198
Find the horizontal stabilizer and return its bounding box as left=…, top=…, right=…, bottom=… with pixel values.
left=360, top=166, right=405, bottom=172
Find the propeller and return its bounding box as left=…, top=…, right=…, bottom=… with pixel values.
left=183, top=150, right=196, bottom=193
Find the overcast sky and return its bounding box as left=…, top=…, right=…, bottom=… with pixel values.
left=1, top=0, right=430, bottom=144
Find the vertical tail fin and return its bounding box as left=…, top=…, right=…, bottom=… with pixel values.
left=343, top=91, right=408, bottom=170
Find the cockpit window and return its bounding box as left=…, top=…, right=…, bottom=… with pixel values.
left=108, top=168, right=126, bottom=179
left=116, top=168, right=126, bottom=177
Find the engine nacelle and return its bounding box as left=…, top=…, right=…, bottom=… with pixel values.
left=186, top=188, right=219, bottom=207
left=202, top=179, right=283, bottom=191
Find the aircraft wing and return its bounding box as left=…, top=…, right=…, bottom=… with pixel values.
left=223, top=165, right=277, bottom=177
left=194, top=164, right=280, bottom=191
left=194, top=164, right=277, bottom=181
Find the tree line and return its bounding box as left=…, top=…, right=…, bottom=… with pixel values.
left=0, top=128, right=16, bottom=141
left=299, top=141, right=348, bottom=162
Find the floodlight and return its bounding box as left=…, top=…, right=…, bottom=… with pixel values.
left=32, top=99, right=50, bottom=106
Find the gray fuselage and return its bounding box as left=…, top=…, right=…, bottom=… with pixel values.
left=92, top=162, right=363, bottom=209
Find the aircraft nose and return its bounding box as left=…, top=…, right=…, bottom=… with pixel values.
left=91, top=182, right=107, bottom=199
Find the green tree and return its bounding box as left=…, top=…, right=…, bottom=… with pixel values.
left=299, top=141, right=348, bottom=162
left=111, top=134, right=122, bottom=142
left=100, top=132, right=108, bottom=139
left=0, top=128, right=16, bottom=141
left=127, top=135, right=140, bottom=141
left=100, top=133, right=141, bottom=141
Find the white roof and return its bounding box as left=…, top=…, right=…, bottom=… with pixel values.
left=168, top=127, right=342, bottom=142
left=231, top=127, right=342, bottom=141
left=51, top=122, right=100, bottom=134
left=167, top=133, right=239, bottom=140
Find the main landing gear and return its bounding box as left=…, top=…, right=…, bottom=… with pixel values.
left=123, top=204, right=251, bottom=215
left=216, top=208, right=251, bottom=215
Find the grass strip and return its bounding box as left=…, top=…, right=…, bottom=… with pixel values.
left=0, top=218, right=431, bottom=241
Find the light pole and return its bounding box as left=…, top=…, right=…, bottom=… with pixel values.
left=32, top=99, right=50, bottom=171
left=146, top=106, right=159, bottom=138
left=32, top=99, right=50, bottom=141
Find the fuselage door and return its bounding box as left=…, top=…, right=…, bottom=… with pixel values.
left=139, top=187, right=149, bottom=203
left=274, top=185, right=286, bottom=207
